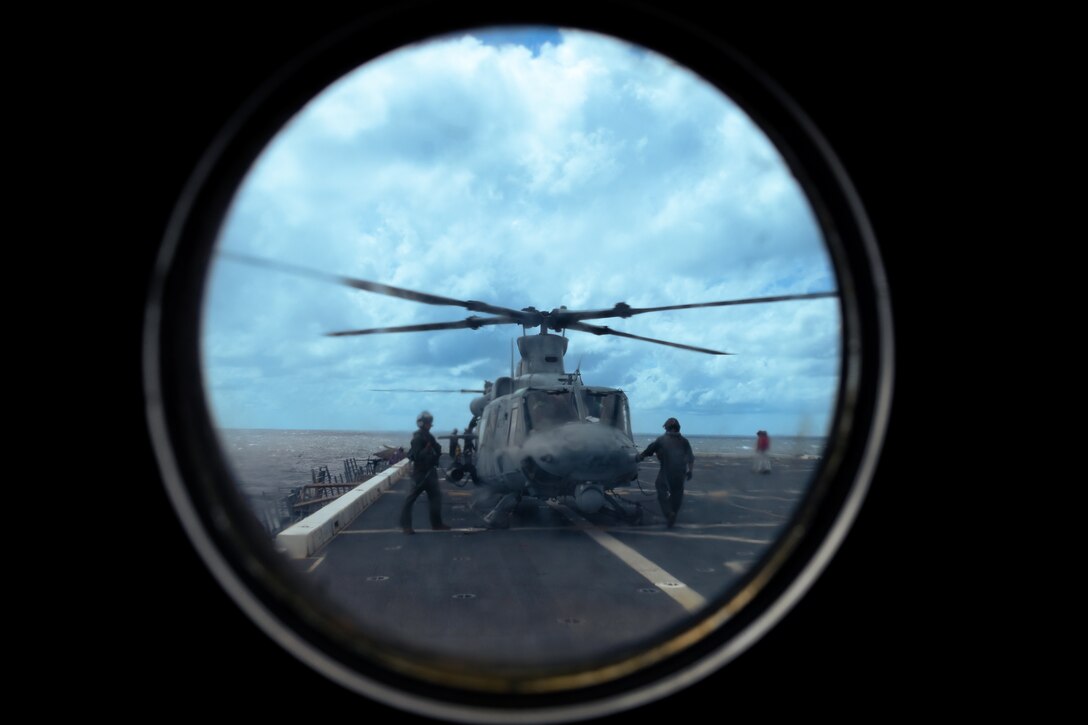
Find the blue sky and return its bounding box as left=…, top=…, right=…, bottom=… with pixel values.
left=201, top=28, right=841, bottom=437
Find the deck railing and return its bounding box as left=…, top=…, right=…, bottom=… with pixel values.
left=249, top=456, right=394, bottom=536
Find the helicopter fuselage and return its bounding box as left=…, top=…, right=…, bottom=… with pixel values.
left=469, top=378, right=640, bottom=508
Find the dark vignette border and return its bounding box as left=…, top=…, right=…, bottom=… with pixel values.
left=142, top=2, right=893, bottom=722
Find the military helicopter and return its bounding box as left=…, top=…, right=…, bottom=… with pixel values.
left=220, top=252, right=836, bottom=528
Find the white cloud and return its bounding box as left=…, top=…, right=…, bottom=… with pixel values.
left=202, top=28, right=840, bottom=435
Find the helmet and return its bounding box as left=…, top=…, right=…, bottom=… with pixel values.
left=663, top=417, right=680, bottom=432
left=417, top=410, right=434, bottom=426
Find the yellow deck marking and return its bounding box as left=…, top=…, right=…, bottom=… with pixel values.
left=548, top=502, right=707, bottom=612
left=306, top=556, right=325, bottom=573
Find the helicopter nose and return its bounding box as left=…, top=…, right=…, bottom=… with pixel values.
left=522, top=423, right=639, bottom=482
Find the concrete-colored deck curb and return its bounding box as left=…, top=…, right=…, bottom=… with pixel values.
left=275, top=459, right=410, bottom=559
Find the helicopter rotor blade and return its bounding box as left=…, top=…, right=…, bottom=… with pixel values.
left=565, top=321, right=730, bottom=355
left=220, top=252, right=836, bottom=349
left=219, top=251, right=536, bottom=322
left=552, top=291, right=838, bottom=325
left=326, top=315, right=523, bottom=337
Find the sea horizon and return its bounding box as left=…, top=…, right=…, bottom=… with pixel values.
left=217, top=426, right=828, bottom=439
left=215, top=427, right=827, bottom=496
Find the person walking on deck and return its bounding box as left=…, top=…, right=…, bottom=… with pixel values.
left=400, top=411, right=451, bottom=534
left=637, top=417, right=694, bottom=528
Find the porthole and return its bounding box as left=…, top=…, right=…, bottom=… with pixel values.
left=144, top=4, right=892, bottom=723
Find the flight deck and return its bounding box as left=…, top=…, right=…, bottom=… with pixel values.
left=273, top=453, right=819, bottom=673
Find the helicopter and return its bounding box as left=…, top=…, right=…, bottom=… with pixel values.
left=220, top=251, right=836, bottom=528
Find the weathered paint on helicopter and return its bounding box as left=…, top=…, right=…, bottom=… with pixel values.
left=456, top=332, right=643, bottom=527
left=472, top=383, right=640, bottom=492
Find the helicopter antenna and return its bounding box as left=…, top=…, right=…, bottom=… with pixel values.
left=570, top=358, right=589, bottom=420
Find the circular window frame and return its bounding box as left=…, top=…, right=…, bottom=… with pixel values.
left=143, top=4, right=893, bottom=723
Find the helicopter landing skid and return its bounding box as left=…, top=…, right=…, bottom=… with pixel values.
left=477, top=491, right=520, bottom=529
left=601, top=491, right=643, bottom=525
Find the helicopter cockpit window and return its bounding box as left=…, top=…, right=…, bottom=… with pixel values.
left=605, top=394, right=631, bottom=435
left=584, top=391, right=630, bottom=433
left=509, top=405, right=526, bottom=446
left=524, top=390, right=579, bottom=431
left=583, top=391, right=604, bottom=421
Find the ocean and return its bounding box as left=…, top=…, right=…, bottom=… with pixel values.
left=216, top=428, right=827, bottom=497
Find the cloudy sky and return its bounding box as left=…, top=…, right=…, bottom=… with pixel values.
left=201, top=27, right=841, bottom=437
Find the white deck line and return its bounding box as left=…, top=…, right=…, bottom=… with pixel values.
left=548, top=501, right=707, bottom=612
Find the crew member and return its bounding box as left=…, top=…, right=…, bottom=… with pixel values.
left=463, top=418, right=477, bottom=456
left=637, top=417, right=694, bottom=528
left=449, top=428, right=461, bottom=463
left=400, top=411, right=451, bottom=534
left=461, top=416, right=478, bottom=484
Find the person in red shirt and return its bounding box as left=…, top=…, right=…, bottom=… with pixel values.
left=753, top=430, right=772, bottom=474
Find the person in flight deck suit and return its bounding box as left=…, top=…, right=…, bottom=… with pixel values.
left=400, top=411, right=451, bottom=534
left=637, top=417, right=694, bottom=528
left=449, top=428, right=461, bottom=463
left=461, top=416, right=478, bottom=484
